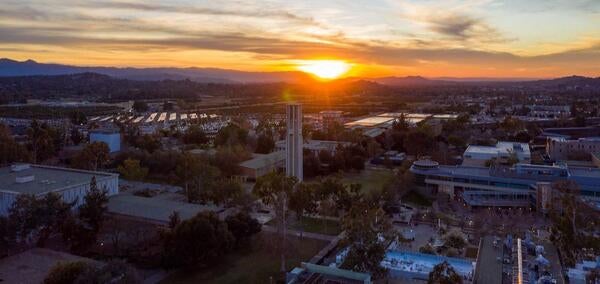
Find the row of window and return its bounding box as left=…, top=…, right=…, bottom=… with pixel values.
left=426, top=174, right=531, bottom=190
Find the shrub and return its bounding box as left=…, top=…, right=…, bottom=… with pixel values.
left=44, top=261, right=90, bottom=284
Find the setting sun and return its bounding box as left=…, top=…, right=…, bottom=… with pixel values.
left=296, top=60, right=351, bottom=79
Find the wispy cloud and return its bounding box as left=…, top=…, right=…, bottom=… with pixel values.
left=0, top=0, right=598, bottom=77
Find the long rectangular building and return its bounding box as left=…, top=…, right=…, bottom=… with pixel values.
left=410, top=160, right=600, bottom=208
left=0, top=164, right=119, bottom=215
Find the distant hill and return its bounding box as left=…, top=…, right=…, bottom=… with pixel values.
left=1, top=58, right=598, bottom=87
left=0, top=58, right=313, bottom=83
left=520, top=75, right=600, bottom=88
left=369, top=76, right=454, bottom=86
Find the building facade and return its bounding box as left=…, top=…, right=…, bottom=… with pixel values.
left=286, top=103, right=303, bottom=181
left=275, top=139, right=352, bottom=155
left=410, top=160, right=600, bottom=208
left=90, top=128, right=121, bottom=153
left=546, top=137, right=600, bottom=161
left=462, top=141, right=531, bottom=166
left=0, top=164, right=119, bottom=216
left=238, top=151, right=285, bottom=181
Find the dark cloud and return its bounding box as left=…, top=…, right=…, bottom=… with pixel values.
left=1, top=22, right=598, bottom=73
left=424, top=12, right=514, bottom=44
left=428, top=14, right=479, bottom=38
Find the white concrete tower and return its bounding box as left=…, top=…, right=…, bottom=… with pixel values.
left=286, top=102, right=303, bottom=181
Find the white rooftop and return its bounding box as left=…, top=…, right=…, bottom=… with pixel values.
left=464, top=141, right=531, bottom=160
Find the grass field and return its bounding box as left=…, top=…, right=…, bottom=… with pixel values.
left=160, top=233, right=328, bottom=284
left=268, top=216, right=342, bottom=236
left=341, top=169, right=396, bottom=194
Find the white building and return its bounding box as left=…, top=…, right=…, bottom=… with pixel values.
left=462, top=141, right=531, bottom=166
left=286, top=103, right=303, bottom=181
left=0, top=164, right=119, bottom=216
left=90, top=128, right=121, bottom=153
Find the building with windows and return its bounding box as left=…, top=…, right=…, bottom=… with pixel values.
left=546, top=137, right=600, bottom=161
left=275, top=139, right=352, bottom=155
left=319, top=110, right=344, bottom=129
left=286, top=103, right=303, bottom=181
left=0, top=164, right=119, bottom=216
left=462, top=141, right=531, bottom=166
left=410, top=160, right=600, bottom=208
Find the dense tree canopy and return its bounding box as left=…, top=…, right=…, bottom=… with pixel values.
left=161, top=212, right=234, bottom=268
left=71, top=142, right=110, bottom=171
left=428, top=261, right=463, bottom=284
left=0, top=123, right=30, bottom=166
left=225, top=212, right=262, bottom=249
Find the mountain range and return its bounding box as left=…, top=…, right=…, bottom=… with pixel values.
left=0, top=58, right=313, bottom=83
left=1, top=58, right=599, bottom=87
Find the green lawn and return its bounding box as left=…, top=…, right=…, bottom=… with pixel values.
left=160, top=233, right=328, bottom=284
left=341, top=169, right=396, bottom=194
left=268, top=216, right=341, bottom=236
left=401, top=190, right=432, bottom=207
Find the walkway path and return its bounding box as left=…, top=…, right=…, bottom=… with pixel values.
left=261, top=225, right=336, bottom=242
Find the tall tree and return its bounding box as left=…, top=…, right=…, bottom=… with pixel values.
left=70, top=128, right=84, bottom=145
left=211, top=179, right=243, bottom=205
left=253, top=171, right=298, bottom=274
left=71, top=142, right=110, bottom=171
left=0, top=123, right=30, bottom=166
left=181, top=124, right=208, bottom=145
left=255, top=134, right=275, bottom=154
left=225, top=212, right=262, bottom=248
left=214, top=123, right=248, bottom=147
left=161, top=212, right=234, bottom=268
left=288, top=183, right=317, bottom=238
left=27, top=120, right=55, bottom=163
left=9, top=193, right=73, bottom=247
left=117, top=158, right=148, bottom=181
left=79, top=177, right=109, bottom=232
left=340, top=201, right=391, bottom=280
left=62, top=177, right=109, bottom=252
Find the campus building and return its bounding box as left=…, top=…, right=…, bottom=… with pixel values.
left=462, top=141, right=531, bottom=166
left=89, top=128, right=121, bottom=153
left=0, top=164, right=119, bottom=216
left=238, top=151, right=285, bottom=181
left=275, top=139, right=352, bottom=155
left=319, top=110, right=344, bottom=129
left=410, top=160, right=600, bottom=208
left=546, top=137, right=600, bottom=161
left=286, top=103, right=303, bottom=181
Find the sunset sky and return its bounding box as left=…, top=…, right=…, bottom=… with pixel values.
left=1, top=0, right=599, bottom=78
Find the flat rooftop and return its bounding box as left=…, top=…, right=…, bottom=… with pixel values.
left=345, top=116, right=394, bottom=127
left=0, top=248, right=99, bottom=283
left=465, top=141, right=530, bottom=156
left=108, top=191, right=223, bottom=223
left=0, top=165, right=117, bottom=195
left=239, top=151, right=285, bottom=169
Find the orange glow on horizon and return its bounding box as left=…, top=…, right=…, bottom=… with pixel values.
left=296, top=60, right=352, bottom=79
